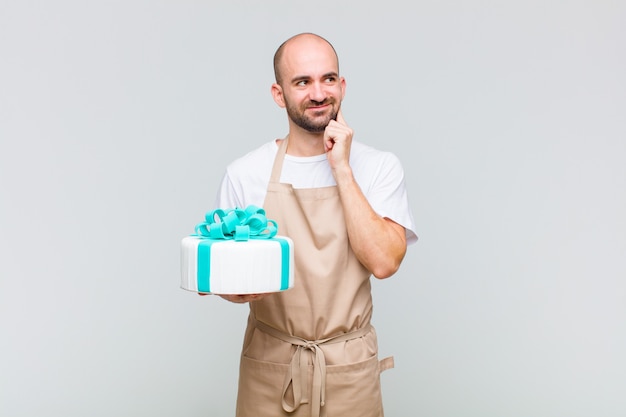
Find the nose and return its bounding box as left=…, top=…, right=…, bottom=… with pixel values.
left=309, top=81, right=326, bottom=102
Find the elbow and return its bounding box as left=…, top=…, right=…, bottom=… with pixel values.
left=370, top=252, right=405, bottom=280
left=361, top=229, right=408, bottom=279
left=371, top=263, right=400, bottom=279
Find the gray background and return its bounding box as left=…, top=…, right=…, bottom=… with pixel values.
left=1, top=1, right=625, bottom=416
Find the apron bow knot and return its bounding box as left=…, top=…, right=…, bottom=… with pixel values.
left=252, top=317, right=372, bottom=417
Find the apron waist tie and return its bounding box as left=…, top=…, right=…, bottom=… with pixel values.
left=251, top=316, right=372, bottom=417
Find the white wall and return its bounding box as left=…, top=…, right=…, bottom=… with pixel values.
left=1, top=1, right=624, bottom=416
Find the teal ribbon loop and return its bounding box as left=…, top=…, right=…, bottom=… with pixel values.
left=194, top=205, right=278, bottom=241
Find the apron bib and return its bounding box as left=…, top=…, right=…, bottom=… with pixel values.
left=235, top=138, right=393, bottom=417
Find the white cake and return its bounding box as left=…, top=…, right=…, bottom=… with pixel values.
left=180, top=235, right=294, bottom=294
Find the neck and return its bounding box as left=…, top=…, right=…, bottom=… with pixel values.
left=285, top=125, right=325, bottom=157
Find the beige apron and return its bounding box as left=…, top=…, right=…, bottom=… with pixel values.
left=235, top=138, right=393, bottom=417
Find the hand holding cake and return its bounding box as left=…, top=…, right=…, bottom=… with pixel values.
left=215, top=293, right=271, bottom=303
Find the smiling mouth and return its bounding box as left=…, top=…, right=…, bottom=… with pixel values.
left=306, top=102, right=331, bottom=112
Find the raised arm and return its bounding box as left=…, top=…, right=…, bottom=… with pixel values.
left=324, top=110, right=407, bottom=278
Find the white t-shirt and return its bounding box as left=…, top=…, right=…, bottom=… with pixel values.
left=215, top=139, right=418, bottom=244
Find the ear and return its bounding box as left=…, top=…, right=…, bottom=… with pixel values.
left=271, top=83, right=286, bottom=108
left=340, top=77, right=346, bottom=100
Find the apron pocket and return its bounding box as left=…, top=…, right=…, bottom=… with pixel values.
left=237, top=355, right=293, bottom=417
left=323, top=354, right=386, bottom=417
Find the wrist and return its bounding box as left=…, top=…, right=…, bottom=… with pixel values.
left=332, top=164, right=354, bottom=183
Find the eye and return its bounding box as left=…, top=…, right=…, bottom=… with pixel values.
left=325, top=76, right=337, bottom=83
left=295, top=80, right=308, bottom=86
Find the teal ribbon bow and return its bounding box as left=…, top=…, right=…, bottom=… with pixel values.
left=194, top=205, right=278, bottom=241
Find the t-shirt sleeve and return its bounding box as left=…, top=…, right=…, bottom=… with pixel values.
left=214, top=171, right=243, bottom=209
left=213, top=143, right=273, bottom=210
left=366, top=152, right=418, bottom=244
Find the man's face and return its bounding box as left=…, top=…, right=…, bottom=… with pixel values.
left=276, top=39, right=345, bottom=133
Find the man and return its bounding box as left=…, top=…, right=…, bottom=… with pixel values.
left=214, top=33, right=417, bottom=417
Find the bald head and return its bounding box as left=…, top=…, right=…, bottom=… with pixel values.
left=273, top=33, right=339, bottom=85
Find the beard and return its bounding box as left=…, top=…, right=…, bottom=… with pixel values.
left=285, top=98, right=339, bottom=133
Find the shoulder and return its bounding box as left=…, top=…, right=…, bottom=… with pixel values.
left=351, top=141, right=401, bottom=163
left=217, top=140, right=278, bottom=209
left=226, top=140, right=278, bottom=174
left=350, top=141, right=404, bottom=181
left=224, top=140, right=277, bottom=193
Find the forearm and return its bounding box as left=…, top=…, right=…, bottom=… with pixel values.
left=334, top=165, right=407, bottom=279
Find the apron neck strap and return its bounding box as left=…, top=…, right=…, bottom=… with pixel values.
left=270, top=137, right=289, bottom=184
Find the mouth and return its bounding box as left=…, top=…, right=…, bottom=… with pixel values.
left=306, top=102, right=332, bottom=113
left=306, top=99, right=333, bottom=110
